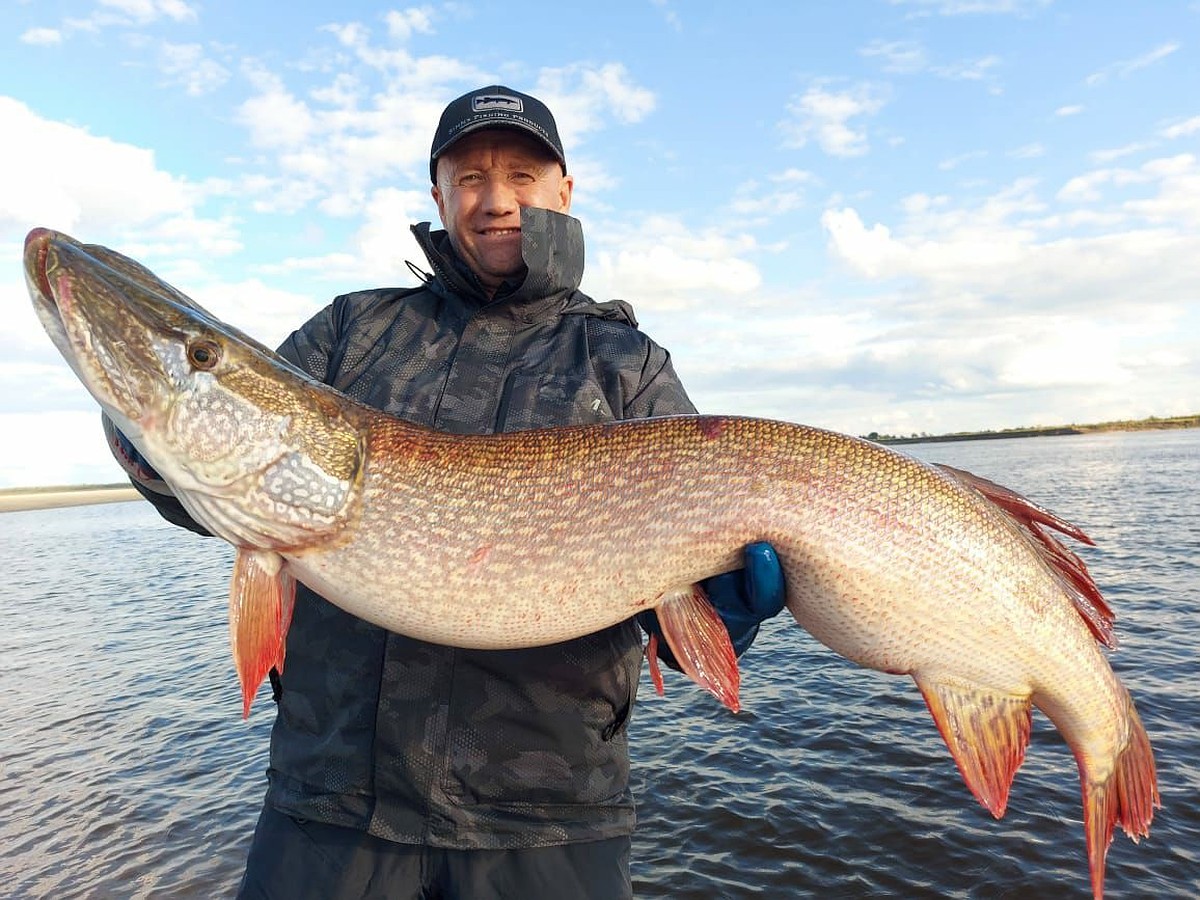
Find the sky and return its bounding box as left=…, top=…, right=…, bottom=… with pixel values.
left=2, top=1, right=1198, bottom=488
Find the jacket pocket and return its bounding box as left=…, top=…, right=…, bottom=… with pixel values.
left=496, top=371, right=615, bottom=431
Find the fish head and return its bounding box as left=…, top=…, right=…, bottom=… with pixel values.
left=25, top=227, right=363, bottom=549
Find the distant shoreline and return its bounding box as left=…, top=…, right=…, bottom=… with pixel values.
left=0, top=484, right=141, bottom=513
left=869, top=414, right=1200, bottom=445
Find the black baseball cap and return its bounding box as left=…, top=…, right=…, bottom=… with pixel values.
left=429, top=85, right=566, bottom=182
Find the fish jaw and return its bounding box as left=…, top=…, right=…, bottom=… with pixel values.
left=25, top=228, right=165, bottom=439
left=24, top=227, right=365, bottom=551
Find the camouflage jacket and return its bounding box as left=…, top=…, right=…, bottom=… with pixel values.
left=133, top=208, right=697, bottom=849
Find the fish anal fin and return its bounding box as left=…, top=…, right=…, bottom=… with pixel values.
left=916, top=677, right=1032, bottom=818
left=229, top=549, right=295, bottom=719
left=655, top=584, right=740, bottom=713
left=1078, top=689, right=1160, bottom=900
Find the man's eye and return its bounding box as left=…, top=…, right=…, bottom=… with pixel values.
left=458, top=173, right=483, bottom=186
left=510, top=172, right=536, bottom=185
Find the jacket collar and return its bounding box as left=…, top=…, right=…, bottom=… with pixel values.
left=410, top=208, right=586, bottom=322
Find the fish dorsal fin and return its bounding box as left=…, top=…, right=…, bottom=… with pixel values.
left=935, top=463, right=1116, bottom=649
left=653, top=584, right=741, bottom=713
left=229, top=548, right=296, bottom=718
left=916, top=676, right=1033, bottom=818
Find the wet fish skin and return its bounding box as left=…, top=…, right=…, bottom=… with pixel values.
left=24, top=227, right=1158, bottom=899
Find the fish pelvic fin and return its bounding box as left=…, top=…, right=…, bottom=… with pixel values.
left=1078, top=689, right=1160, bottom=900
left=936, top=463, right=1117, bottom=648
left=645, top=632, right=666, bottom=697
left=654, top=584, right=740, bottom=713
left=916, top=676, right=1033, bottom=818
left=229, top=548, right=296, bottom=719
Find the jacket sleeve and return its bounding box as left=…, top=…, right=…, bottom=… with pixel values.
left=275, top=298, right=342, bottom=380
left=623, top=343, right=698, bottom=419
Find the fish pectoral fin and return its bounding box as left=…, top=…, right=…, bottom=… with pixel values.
left=229, top=548, right=297, bottom=719
left=654, top=584, right=740, bottom=713
left=915, top=676, right=1033, bottom=818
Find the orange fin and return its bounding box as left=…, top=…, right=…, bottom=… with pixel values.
left=916, top=676, right=1032, bottom=818
left=654, top=585, right=740, bottom=713
left=646, top=632, right=666, bottom=697
left=936, top=463, right=1116, bottom=648
left=228, top=549, right=296, bottom=719
left=1078, top=688, right=1160, bottom=900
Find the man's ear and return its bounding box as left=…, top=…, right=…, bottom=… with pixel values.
left=558, top=174, right=574, bottom=213
left=431, top=183, right=447, bottom=224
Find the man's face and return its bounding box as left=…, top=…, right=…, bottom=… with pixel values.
left=432, top=129, right=573, bottom=295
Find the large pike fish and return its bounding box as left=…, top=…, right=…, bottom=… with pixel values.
left=25, top=226, right=1157, bottom=898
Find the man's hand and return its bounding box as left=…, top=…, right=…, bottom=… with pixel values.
left=101, top=414, right=171, bottom=495
left=638, top=541, right=787, bottom=668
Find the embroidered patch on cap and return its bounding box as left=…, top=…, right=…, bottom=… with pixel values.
left=472, top=93, right=524, bottom=113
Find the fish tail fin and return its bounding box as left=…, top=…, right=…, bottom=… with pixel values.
left=229, top=549, right=296, bottom=719
left=654, top=584, right=740, bottom=713
left=916, top=676, right=1033, bottom=817
left=1078, top=689, right=1159, bottom=900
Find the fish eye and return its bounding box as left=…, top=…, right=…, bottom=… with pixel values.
left=188, top=339, right=221, bottom=370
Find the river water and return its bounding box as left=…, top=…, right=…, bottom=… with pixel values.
left=1, top=429, right=1197, bottom=898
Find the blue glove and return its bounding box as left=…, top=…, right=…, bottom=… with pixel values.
left=638, top=541, right=786, bottom=668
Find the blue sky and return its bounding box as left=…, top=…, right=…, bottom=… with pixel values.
left=2, top=0, right=1198, bottom=487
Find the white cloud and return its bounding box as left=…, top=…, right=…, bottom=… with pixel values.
left=47, top=0, right=197, bottom=37
left=1085, top=41, right=1180, bottom=87
left=158, top=42, right=230, bottom=96
left=257, top=186, right=430, bottom=287
left=1089, top=141, right=1156, bottom=164
left=823, top=157, right=1200, bottom=322
left=781, top=81, right=888, bottom=158
left=20, top=27, right=62, bottom=46
left=237, top=66, right=317, bottom=149
left=384, top=7, right=436, bottom=40
left=650, top=0, right=683, bottom=31
left=860, top=39, right=929, bottom=73
left=1161, top=116, right=1200, bottom=139
left=932, top=54, right=1001, bottom=81
left=586, top=215, right=762, bottom=311
left=886, top=0, right=1051, bottom=15
left=1009, top=142, right=1045, bottom=159
left=1055, top=104, right=1084, bottom=117
left=0, top=97, right=221, bottom=240
left=939, top=150, right=988, bottom=170
left=98, top=0, right=196, bottom=24
left=536, top=63, right=657, bottom=143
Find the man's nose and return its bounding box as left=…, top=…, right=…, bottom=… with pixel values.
left=480, top=176, right=519, bottom=213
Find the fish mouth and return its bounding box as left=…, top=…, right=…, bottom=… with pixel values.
left=24, top=228, right=56, bottom=305
left=24, top=228, right=71, bottom=352
left=23, top=227, right=157, bottom=428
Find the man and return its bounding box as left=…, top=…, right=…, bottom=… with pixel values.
left=106, top=86, right=785, bottom=899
